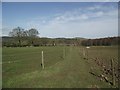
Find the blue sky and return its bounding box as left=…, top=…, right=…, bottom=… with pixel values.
left=2, top=2, right=118, bottom=38
left=0, top=2, right=2, bottom=36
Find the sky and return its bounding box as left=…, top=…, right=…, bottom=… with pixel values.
left=1, top=0, right=120, bottom=2
left=2, top=2, right=118, bottom=38
left=0, top=2, right=2, bottom=37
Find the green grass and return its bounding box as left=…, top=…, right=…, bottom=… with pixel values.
left=0, top=47, right=2, bottom=89
left=81, top=46, right=118, bottom=88
left=2, top=46, right=118, bottom=88
left=86, top=46, right=118, bottom=75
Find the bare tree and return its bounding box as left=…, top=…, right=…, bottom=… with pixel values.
left=27, top=28, right=39, bottom=46
left=9, top=27, right=24, bottom=46
left=28, top=28, right=39, bottom=37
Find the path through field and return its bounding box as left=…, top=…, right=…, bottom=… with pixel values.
left=2, top=46, right=112, bottom=88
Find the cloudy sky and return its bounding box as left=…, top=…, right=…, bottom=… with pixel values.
left=2, top=2, right=118, bottom=38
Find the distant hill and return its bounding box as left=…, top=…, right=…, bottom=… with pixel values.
left=2, top=36, right=119, bottom=47
left=81, top=36, right=120, bottom=46
left=2, top=36, right=86, bottom=47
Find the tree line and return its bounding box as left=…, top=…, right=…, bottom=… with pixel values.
left=2, top=27, right=120, bottom=47
left=2, top=27, right=84, bottom=47
left=2, top=36, right=83, bottom=47
left=81, top=37, right=120, bottom=46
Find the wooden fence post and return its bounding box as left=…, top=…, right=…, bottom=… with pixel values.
left=111, top=59, right=115, bottom=86
left=86, top=49, right=88, bottom=60
left=41, top=51, right=44, bottom=69
left=63, top=47, right=66, bottom=59
left=83, top=48, right=86, bottom=57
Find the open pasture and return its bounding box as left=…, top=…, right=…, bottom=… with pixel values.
left=2, top=46, right=118, bottom=88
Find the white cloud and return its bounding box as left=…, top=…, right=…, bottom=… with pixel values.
left=79, top=14, right=89, bottom=20
left=2, top=3, right=118, bottom=38
left=95, top=11, right=104, bottom=17
left=39, top=17, right=118, bottom=38
left=2, top=26, right=12, bottom=36
left=37, top=5, right=118, bottom=38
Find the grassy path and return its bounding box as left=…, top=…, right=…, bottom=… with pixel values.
left=3, top=46, right=111, bottom=88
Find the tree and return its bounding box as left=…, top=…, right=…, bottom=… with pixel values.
left=8, top=27, right=39, bottom=46
left=27, top=28, right=39, bottom=46
left=9, top=27, right=24, bottom=46
left=27, top=28, right=39, bottom=37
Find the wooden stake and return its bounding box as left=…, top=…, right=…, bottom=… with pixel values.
left=83, top=48, right=86, bottom=57
left=63, top=46, right=65, bottom=59
left=86, top=49, right=88, bottom=60
left=41, top=51, right=44, bottom=69
left=111, top=59, right=115, bottom=86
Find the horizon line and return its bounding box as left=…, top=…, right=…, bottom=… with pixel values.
left=1, top=35, right=119, bottom=39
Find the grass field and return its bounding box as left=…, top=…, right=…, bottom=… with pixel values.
left=2, top=46, right=118, bottom=88
left=0, top=47, right=2, bottom=88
